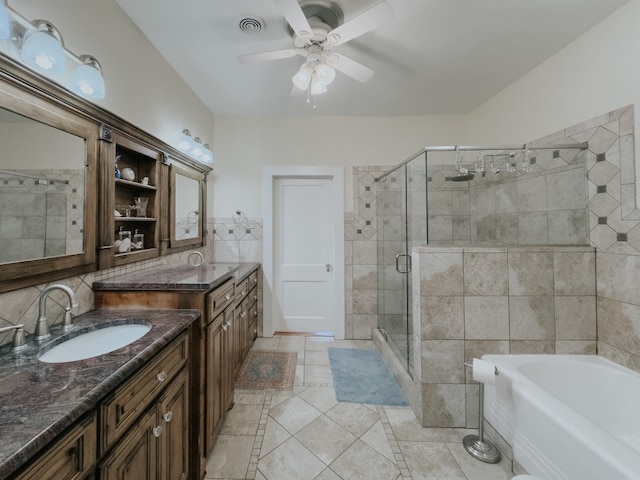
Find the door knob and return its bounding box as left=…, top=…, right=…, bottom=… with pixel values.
left=326, top=263, right=331, bottom=272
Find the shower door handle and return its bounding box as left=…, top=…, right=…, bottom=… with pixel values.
left=395, top=253, right=412, bottom=274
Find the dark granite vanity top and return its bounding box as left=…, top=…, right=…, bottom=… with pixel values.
left=92, top=262, right=260, bottom=291
left=0, top=308, right=199, bottom=478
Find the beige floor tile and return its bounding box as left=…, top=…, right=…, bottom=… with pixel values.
left=360, top=420, right=396, bottom=463
left=331, top=339, right=359, bottom=349
left=295, top=415, right=357, bottom=465
left=260, top=417, right=292, bottom=459
left=234, top=390, right=266, bottom=405
left=304, top=365, right=334, bottom=384
left=385, top=406, right=472, bottom=443
left=313, top=468, right=343, bottom=480
left=258, top=437, right=326, bottom=480
left=305, top=350, right=330, bottom=365
left=220, top=403, right=262, bottom=436
left=295, top=364, right=305, bottom=383
left=269, top=395, right=322, bottom=434
left=252, top=337, right=280, bottom=350
left=330, top=439, right=401, bottom=480
left=306, top=336, right=333, bottom=350
left=400, top=441, right=467, bottom=480
left=297, top=386, right=338, bottom=413
left=205, top=434, right=254, bottom=479
left=446, top=442, right=512, bottom=480
left=278, top=336, right=306, bottom=351
left=325, top=402, right=380, bottom=437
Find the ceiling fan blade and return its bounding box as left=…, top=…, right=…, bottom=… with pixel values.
left=273, top=0, right=313, bottom=40
left=324, top=1, right=392, bottom=47
left=237, top=49, right=302, bottom=64
left=326, top=53, right=374, bottom=83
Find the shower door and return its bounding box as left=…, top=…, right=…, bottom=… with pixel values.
left=377, top=158, right=426, bottom=376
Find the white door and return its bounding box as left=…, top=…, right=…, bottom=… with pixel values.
left=273, top=177, right=334, bottom=333
left=264, top=167, right=345, bottom=338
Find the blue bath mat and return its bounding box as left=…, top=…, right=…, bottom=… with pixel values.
left=328, top=348, right=408, bottom=406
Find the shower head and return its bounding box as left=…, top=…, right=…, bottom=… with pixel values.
left=445, top=173, right=475, bottom=182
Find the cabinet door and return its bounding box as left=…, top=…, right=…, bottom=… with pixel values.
left=158, top=369, right=189, bottom=480
left=99, top=408, right=158, bottom=480
left=13, top=414, right=96, bottom=480
left=223, top=307, right=235, bottom=412
left=205, top=315, right=225, bottom=454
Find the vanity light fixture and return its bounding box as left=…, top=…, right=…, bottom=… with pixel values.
left=20, top=20, right=66, bottom=74
left=0, top=1, right=9, bottom=40
left=0, top=3, right=106, bottom=100
left=70, top=55, right=105, bottom=99
left=177, top=129, right=213, bottom=165
left=200, top=144, right=213, bottom=164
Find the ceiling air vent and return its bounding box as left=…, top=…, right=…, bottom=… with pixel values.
left=237, top=16, right=265, bottom=36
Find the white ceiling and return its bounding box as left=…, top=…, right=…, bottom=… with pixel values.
left=116, top=0, right=628, bottom=116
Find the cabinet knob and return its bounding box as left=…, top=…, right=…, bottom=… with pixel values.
left=157, top=371, right=167, bottom=382
left=253, top=278, right=257, bottom=284
left=253, top=295, right=258, bottom=301
left=163, top=411, right=174, bottom=423
left=222, top=323, right=228, bottom=332
left=240, top=312, right=246, bottom=318
left=225, top=293, right=232, bottom=301
left=152, top=426, right=163, bottom=437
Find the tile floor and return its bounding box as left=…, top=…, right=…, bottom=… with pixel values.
left=204, top=335, right=514, bottom=480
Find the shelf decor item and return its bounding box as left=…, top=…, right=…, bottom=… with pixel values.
left=134, top=197, right=148, bottom=217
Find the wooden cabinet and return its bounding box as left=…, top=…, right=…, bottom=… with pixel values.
left=12, top=414, right=96, bottom=480
left=98, top=129, right=164, bottom=269
left=99, top=337, right=190, bottom=480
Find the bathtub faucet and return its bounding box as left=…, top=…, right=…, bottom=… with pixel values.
left=35, top=284, right=78, bottom=340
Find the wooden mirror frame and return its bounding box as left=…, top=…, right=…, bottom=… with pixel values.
left=168, top=163, right=206, bottom=250
left=0, top=59, right=99, bottom=293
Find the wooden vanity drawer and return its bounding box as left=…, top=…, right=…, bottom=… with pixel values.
left=248, top=285, right=258, bottom=306
left=208, top=279, right=235, bottom=320
left=99, top=332, right=188, bottom=453
left=235, top=278, right=249, bottom=301
left=249, top=270, right=258, bottom=289
left=13, top=413, right=96, bottom=480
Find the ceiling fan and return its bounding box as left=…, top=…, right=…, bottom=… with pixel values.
left=237, top=0, right=392, bottom=97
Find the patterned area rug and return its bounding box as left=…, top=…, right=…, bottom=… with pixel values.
left=235, top=350, right=297, bottom=390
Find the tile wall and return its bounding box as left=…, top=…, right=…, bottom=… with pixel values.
left=0, top=169, right=84, bottom=262
left=410, top=245, right=596, bottom=427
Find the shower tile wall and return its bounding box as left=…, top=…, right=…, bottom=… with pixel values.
left=425, top=154, right=589, bottom=246
left=411, top=245, right=596, bottom=428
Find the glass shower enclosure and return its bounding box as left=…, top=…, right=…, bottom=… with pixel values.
left=375, top=143, right=589, bottom=377
left=376, top=154, right=427, bottom=377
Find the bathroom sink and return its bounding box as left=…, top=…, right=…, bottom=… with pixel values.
left=38, top=321, right=152, bottom=363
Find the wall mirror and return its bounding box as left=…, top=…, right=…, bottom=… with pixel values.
left=0, top=67, right=98, bottom=293
left=169, top=163, right=204, bottom=249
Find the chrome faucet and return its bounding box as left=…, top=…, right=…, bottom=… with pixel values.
left=35, top=284, right=78, bottom=340
left=0, top=324, right=26, bottom=350
left=188, top=251, right=205, bottom=266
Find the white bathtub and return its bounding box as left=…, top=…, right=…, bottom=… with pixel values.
left=482, top=354, right=640, bottom=480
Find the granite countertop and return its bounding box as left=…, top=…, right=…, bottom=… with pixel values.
left=92, top=262, right=260, bottom=291
left=0, top=308, right=199, bottom=478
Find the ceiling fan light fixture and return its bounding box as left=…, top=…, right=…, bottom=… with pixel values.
left=292, top=64, right=312, bottom=90
left=315, top=63, right=335, bottom=86
left=310, top=75, right=328, bottom=95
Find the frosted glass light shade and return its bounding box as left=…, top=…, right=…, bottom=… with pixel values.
left=310, top=75, right=327, bottom=95
left=21, top=25, right=66, bottom=74
left=315, top=64, right=335, bottom=86
left=71, top=59, right=105, bottom=99
left=177, top=129, right=193, bottom=153
left=292, top=65, right=312, bottom=90
left=200, top=145, right=213, bottom=164
left=191, top=138, right=204, bottom=160
left=0, top=2, right=9, bottom=40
